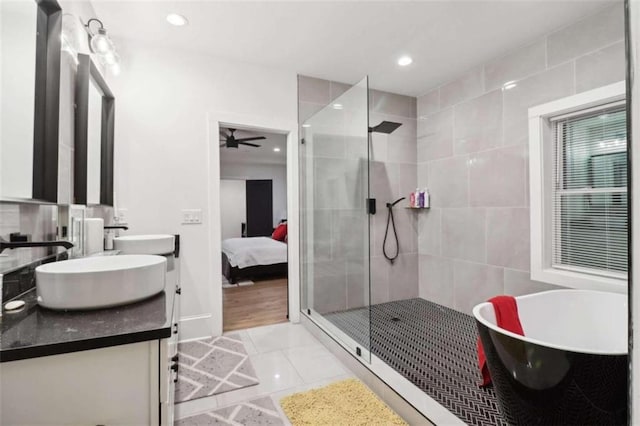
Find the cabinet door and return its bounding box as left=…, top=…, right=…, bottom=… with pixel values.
left=1, top=342, right=157, bottom=425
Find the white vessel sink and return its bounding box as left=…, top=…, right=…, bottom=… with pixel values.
left=36, top=255, right=167, bottom=310
left=113, top=234, right=175, bottom=255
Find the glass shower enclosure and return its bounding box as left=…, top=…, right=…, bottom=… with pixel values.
left=299, top=76, right=371, bottom=361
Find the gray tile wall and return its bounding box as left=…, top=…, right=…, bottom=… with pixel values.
left=298, top=75, right=418, bottom=313
left=416, top=4, right=625, bottom=314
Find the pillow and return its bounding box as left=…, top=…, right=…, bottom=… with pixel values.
left=272, top=223, right=287, bottom=241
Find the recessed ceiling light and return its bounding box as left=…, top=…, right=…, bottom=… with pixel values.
left=397, top=56, right=413, bottom=66
left=274, top=147, right=281, bottom=152
left=166, top=13, right=188, bottom=26
left=332, top=103, right=343, bottom=110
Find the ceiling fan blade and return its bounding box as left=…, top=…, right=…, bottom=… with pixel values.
left=220, top=143, right=227, bottom=147
left=235, top=136, right=266, bottom=143
left=238, top=142, right=261, bottom=147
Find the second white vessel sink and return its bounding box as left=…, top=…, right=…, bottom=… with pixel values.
left=36, top=255, right=167, bottom=310
left=114, top=234, right=175, bottom=255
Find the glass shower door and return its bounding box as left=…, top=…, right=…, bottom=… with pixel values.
left=300, top=76, right=371, bottom=361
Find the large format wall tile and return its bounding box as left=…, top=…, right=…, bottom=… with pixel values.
left=412, top=4, right=623, bottom=315
left=439, top=66, right=484, bottom=109
left=299, top=74, right=418, bottom=310
left=346, top=259, right=368, bottom=309
left=387, top=135, right=418, bottom=163
left=370, top=90, right=417, bottom=118
left=469, top=145, right=527, bottom=207
left=575, top=41, right=626, bottom=93
left=454, top=90, right=503, bottom=155
left=453, top=260, right=504, bottom=314
left=486, top=208, right=530, bottom=271
left=417, top=108, right=454, bottom=161
left=503, top=62, right=574, bottom=146
left=441, top=208, right=486, bottom=263
left=418, top=254, right=454, bottom=309
left=312, top=260, right=347, bottom=314
left=503, top=268, right=562, bottom=296
left=370, top=257, right=391, bottom=304
left=427, top=156, right=469, bottom=208
left=418, top=208, right=441, bottom=256
left=312, top=132, right=346, bottom=159
left=312, top=209, right=333, bottom=262
left=417, top=89, right=439, bottom=118
left=484, top=40, right=547, bottom=91
left=547, top=3, right=624, bottom=67
left=298, top=75, right=331, bottom=104
left=388, top=253, right=419, bottom=301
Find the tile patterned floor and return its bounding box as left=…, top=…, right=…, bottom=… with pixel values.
left=325, top=298, right=506, bottom=426
left=174, top=322, right=354, bottom=425
left=175, top=333, right=259, bottom=403
left=176, top=396, right=284, bottom=426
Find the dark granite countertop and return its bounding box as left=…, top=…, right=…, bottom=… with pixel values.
left=0, top=283, right=177, bottom=362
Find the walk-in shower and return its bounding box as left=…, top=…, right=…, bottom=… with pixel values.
left=299, top=75, right=507, bottom=424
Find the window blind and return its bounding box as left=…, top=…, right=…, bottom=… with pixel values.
left=552, top=105, right=628, bottom=277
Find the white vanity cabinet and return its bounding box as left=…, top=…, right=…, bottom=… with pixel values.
left=0, top=293, right=180, bottom=426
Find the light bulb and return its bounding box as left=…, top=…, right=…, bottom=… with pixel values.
left=100, top=51, right=120, bottom=66
left=90, top=29, right=114, bottom=54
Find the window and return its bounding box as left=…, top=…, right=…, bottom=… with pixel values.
left=529, top=82, right=627, bottom=292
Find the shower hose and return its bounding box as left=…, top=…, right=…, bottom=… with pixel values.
left=383, top=197, right=406, bottom=264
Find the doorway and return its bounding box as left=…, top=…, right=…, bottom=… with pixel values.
left=218, top=125, right=289, bottom=332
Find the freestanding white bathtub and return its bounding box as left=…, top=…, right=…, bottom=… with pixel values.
left=473, top=290, right=627, bottom=425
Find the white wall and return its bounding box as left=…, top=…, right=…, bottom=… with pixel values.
left=219, top=179, right=246, bottom=240
left=111, top=38, right=297, bottom=340
left=220, top=162, right=287, bottom=228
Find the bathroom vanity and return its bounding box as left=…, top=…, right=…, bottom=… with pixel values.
left=0, top=253, right=181, bottom=425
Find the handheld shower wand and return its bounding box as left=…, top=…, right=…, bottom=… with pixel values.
left=383, top=197, right=406, bottom=264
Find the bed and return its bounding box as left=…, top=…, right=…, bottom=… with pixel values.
left=221, top=237, right=288, bottom=284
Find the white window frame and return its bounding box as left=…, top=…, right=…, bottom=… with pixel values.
left=528, top=81, right=627, bottom=293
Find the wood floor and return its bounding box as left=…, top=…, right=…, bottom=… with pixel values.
left=223, top=278, right=288, bottom=332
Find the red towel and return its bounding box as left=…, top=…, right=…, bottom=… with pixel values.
left=477, top=295, right=524, bottom=387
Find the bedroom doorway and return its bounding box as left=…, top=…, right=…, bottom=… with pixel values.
left=219, top=125, right=289, bottom=332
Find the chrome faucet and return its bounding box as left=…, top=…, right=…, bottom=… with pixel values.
left=0, top=237, right=74, bottom=254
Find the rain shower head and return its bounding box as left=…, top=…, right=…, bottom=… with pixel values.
left=369, top=121, right=402, bottom=134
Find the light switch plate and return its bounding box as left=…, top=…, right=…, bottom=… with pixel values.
left=182, top=209, right=203, bottom=224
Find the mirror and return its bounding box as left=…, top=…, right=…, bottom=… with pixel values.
left=74, top=54, right=114, bottom=206
left=0, top=0, right=62, bottom=202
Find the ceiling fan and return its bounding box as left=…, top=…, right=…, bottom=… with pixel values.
left=220, top=128, right=265, bottom=149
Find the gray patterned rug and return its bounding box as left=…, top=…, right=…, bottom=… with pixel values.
left=175, top=396, right=284, bottom=425
left=175, top=333, right=260, bottom=403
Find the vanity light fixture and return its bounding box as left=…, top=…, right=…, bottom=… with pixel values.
left=273, top=147, right=281, bottom=152
left=84, top=18, right=120, bottom=75
left=397, top=55, right=413, bottom=66
left=166, top=13, right=188, bottom=26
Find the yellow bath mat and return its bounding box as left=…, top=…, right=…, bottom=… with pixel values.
left=280, top=378, right=407, bottom=425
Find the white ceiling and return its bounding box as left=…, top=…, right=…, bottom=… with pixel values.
left=219, top=127, right=287, bottom=166
left=93, top=0, right=617, bottom=96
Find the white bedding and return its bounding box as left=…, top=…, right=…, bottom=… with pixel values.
left=222, top=237, right=288, bottom=269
